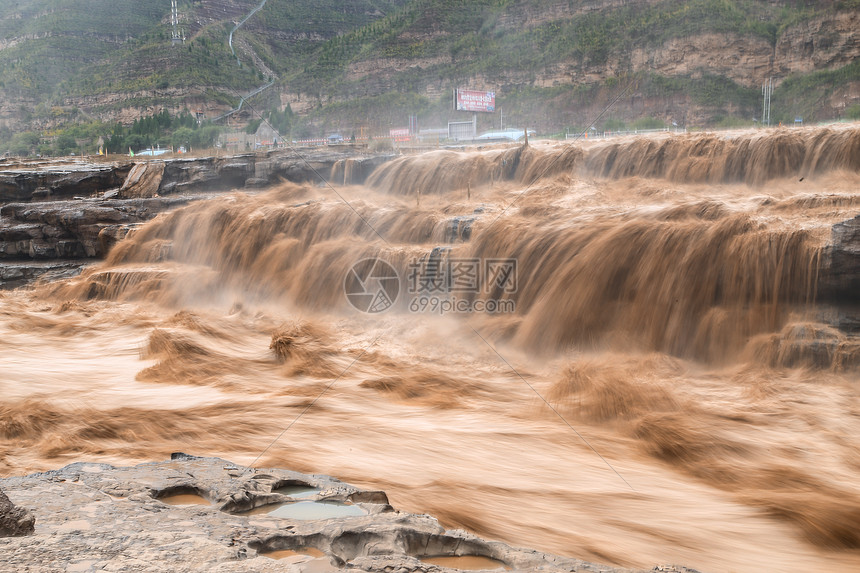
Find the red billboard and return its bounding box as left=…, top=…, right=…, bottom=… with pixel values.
left=389, top=128, right=410, bottom=142
left=455, top=89, right=495, bottom=113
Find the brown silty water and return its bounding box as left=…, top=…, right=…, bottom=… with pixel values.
left=2, top=126, right=860, bottom=572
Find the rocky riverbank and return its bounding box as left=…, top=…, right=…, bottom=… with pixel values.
left=0, top=455, right=698, bottom=573
left=0, top=151, right=388, bottom=204
left=0, top=150, right=391, bottom=287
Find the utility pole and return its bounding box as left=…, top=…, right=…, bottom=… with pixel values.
left=762, top=78, right=773, bottom=126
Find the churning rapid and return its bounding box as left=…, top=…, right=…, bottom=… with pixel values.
left=2, top=126, right=860, bottom=572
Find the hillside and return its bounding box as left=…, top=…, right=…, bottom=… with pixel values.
left=0, top=0, right=407, bottom=133
left=0, top=0, right=858, bottom=146
left=0, top=1, right=173, bottom=116
left=279, top=0, right=860, bottom=133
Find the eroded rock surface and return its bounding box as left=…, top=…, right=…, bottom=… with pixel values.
left=0, top=196, right=203, bottom=262
left=0, top=151, right=393, bottom=283
left=0, top=162, right=130, bottom=203
left=0, top=487, right=34, bottom=537
left=0, top=151, right=393, bottom=205
left=0, top=455, right=695, bottom=573
left=824, top=213, right=860, bottom=302
left=0, top=260, right=88, bottom=290
left=119, top=162, right=166, bottom=198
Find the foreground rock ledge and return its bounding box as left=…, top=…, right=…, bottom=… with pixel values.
left=0, top=487, right=35, bottom=537
left=0, top=454, right=698, bottom=573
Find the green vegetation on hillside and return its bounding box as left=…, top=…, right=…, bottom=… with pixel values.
left=0, top=0, right=170, bottom=97
left=263, top=0, right=852, bottom=132
left=1, top=109, right=222, bottom=156
left=62, top=25, right=261, bottom=98
left=289, top=0, right=824, bottom=94
left=771, top=59, right=860, bottom=123
left=0, top=0, right=858, bottom=143
left=0, top=0, right=404, bottom=124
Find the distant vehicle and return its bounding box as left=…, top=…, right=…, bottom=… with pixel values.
left=327, top=133, right=344, bottom=144
left=136, top=148, right=171, bottom=156
left=475, top=128, right=536, bottom=142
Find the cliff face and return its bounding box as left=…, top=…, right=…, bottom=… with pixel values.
left=774, top=11, right=860, bottom=77
left=320, top=5, right=859, bottom=129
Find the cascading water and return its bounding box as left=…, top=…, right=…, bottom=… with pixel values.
left=3, top=125, right=860, bottom=572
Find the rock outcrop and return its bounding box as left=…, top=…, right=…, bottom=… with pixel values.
left=819, top=213, right=860, bottom=340
left=0, top=151, right=392, bottom=205
left=119, top=162, right=165, bottom=198
left=0, top=260, right=88, bottom=289
left=0, top=151, right=394, bottom=287
left=0, top=150, right=393, bottom=261
left=0, top=196, right=201, bottom=261
left=0, top=488, right=34, bottom=538
left=824, top=213, right=860, bottom=303
left=0, top=162, right=130, bottom=203
left=0, top=454, right=696, bottom=573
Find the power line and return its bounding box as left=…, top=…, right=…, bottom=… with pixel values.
left=222, top=86, right=392, bottom=247
left=218, top=15, right=637, bottom=488
left=486, top=77, right=636, bottom=227
left=245, top=334, right=383, bottom=470
left=471, top=328, right=635, bottom=491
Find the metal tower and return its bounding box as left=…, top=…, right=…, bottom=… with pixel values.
left=762, top=78, right=773, bottom=126
left=171, top=0, right=184, bottom=45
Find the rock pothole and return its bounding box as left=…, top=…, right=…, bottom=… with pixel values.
left=0, top=455, right=686, bottom=572
left=153, top=485, right=213, bottom=506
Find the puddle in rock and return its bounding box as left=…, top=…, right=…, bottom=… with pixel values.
left=252, top=500, right=366, bottom=520
left=261, top=548, right=338, bottom=571
left=243, top=503, right=286, bottom=516
left=300, top=560, right=340, bottom=573
left=158, top=494, right=211, bottom=506
left=420, top=555, right=510, bottom=571
left=262, top=547, right=326, bottom=559
left=273, top=485, right=321, bottom=498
